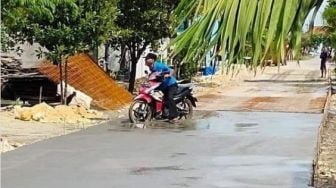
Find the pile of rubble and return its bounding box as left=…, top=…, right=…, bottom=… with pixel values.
left=1, top=55, right=23, bottom=74
left=14, top=102, right=106, bottom=124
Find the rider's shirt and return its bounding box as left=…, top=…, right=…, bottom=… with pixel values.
left=151, top=61, right=177, bottom=90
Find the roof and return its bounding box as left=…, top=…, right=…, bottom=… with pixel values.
left=38, top=54, right=133, bottom=110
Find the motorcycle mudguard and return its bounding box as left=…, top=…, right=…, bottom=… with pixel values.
left=187, top=94, right=198, bottom=107
left=134, top=94, right=152, bottom=104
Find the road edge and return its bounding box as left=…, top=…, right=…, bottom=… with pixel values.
left=311, top=75, right=333, bottom=187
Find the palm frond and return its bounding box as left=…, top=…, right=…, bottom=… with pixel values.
left=171, top=0, right=324, bottom=69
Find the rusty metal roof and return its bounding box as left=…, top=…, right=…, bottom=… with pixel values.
left=38, top=54, right=132, bottom=110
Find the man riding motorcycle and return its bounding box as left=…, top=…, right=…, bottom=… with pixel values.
left=144, top=53, right=178, bottom=123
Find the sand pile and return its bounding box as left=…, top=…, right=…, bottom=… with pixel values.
left=14, top=102, right=105, bottom=124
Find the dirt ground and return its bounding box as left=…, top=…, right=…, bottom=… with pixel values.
left=314, top=94, right=336, bottom=187
left=0, top=107, right=128, bottom=152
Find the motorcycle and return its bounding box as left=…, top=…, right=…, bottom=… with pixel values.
left=129, top=71, right=198, bottom=123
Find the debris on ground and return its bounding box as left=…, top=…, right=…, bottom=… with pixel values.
left=0, top=137, right=15, bottom=153
left=0, top=105, right=127, bottom=152
left=13, top=102, right=105, bottom=124
left=314, top=94, right=336, bottom=187
left=57, top=81, right=93, bottom=109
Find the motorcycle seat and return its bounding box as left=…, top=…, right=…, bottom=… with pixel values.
left=178, top=83, right=193, bottom=88
left=176, top=83, right=193, bottom=95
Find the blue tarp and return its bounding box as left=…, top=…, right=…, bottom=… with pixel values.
left=203, top=66, right=217, bottom=76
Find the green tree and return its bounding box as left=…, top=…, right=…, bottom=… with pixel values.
left=328, top=0, right=336, bottom=6
left=2, top=0, right=118, bottom=103
left=323, top=0, right=336, bottom=49
left=171, top=0, right=324, bottom=70
left=1, top=25, right=20, bottom=54
left=301, top=33, right=324, bottom=54
left=110, top=0, right=179, bottom=92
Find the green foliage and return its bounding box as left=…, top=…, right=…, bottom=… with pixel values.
left=2, top=0, right=117, bottom=62
left=172, top=45, right=203, bottom=79
left=111, top=0, right=178, bottom=54
left=328, top=0, right=336, bottom=7
left=171, top=0, right=324, bottom=70
left=323, top=0, right=336, bottom=48
left=0, top=24, right=21, bottom=53
left=2, top=0, right=118, bottom=103
left=301, top=33, right=324, bottom=50
left=324, top=6, right=336, bottom=27
left=179, top=62, right=199, bottom=80
left=110, top=0, right=179, bottom=92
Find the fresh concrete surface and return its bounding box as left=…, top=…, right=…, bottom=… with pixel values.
left=2, top=111, right=320, bottom=188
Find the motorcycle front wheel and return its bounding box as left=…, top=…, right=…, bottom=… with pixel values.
left=129, top=100, right=153, bottom=123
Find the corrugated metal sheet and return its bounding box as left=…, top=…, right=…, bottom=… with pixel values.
left=38, top=54, right=132, bottom=110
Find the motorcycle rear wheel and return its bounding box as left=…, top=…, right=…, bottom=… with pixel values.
left=129, top=100, right=153, bottom=123
left=177, top=99, right=193, bottom=120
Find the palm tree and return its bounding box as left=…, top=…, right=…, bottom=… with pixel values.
left=171, top=0, right=324, bottom=69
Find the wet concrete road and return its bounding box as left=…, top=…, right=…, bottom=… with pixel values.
left=2, top=111, right=321, bottom=188
left=198, top=58, right=329, bottom=113
left=2, top=58, right=328, bottom=187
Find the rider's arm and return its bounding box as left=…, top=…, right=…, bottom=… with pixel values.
left=166, top=68, right=175, bottom=78
left=161, top=64, right=174, bottom=78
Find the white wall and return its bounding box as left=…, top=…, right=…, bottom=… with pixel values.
left=135, top=40, right=170, bottom=78
left=2, top=42, right=46, bottom=68
left=106, top=39, right=170, bottom=79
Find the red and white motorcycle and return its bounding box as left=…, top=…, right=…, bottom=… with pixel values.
left=129, top=71, right=197, bottom=123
